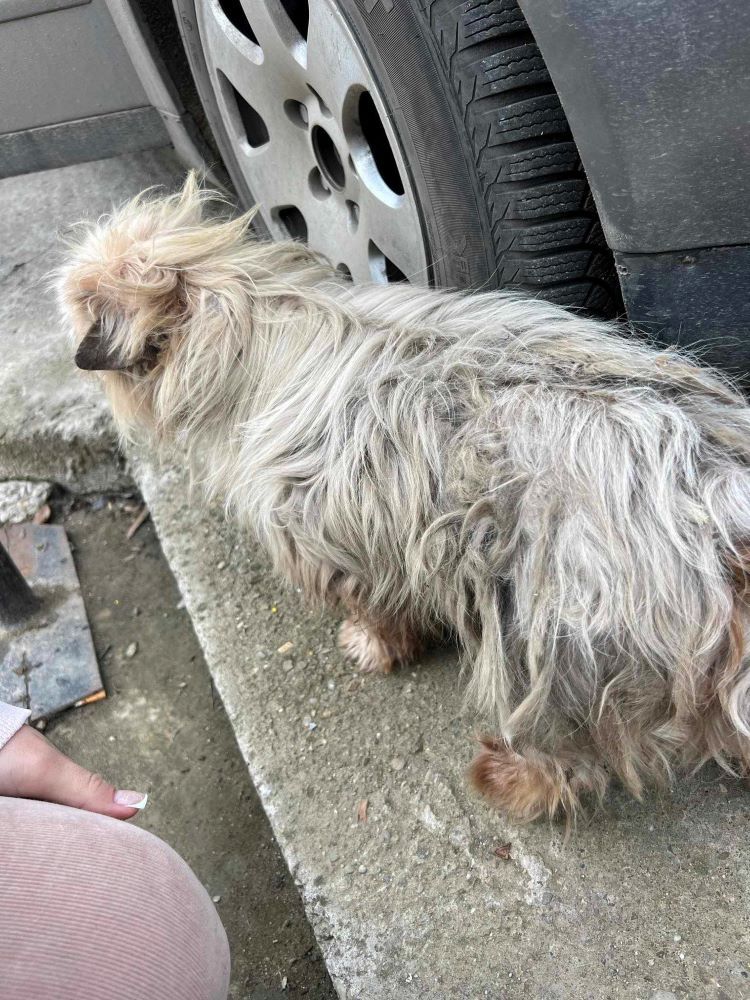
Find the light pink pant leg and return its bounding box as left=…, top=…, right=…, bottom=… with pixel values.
left=0, top=798, right=230, bottom=1000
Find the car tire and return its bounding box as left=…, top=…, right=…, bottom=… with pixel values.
left=172, top=0, right=620, bottom=312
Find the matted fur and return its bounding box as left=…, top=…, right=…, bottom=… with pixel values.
left=58, top=176, right=750, bottom=821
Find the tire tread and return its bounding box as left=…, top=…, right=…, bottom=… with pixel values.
left=422, top=0, right=620, bottom=312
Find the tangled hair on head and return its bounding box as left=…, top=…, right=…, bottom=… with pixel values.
left=58, top=174, right=750, bottom=822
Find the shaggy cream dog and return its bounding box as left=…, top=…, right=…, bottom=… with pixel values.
left=58, top=177, right=750, bottom=822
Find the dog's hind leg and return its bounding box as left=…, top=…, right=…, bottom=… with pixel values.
left=469, top=736, right=609, bottom=823
left=338, top=614, right=423, bottom=674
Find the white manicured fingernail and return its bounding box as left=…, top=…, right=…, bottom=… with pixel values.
left=114, top=790, right=148, bottom=809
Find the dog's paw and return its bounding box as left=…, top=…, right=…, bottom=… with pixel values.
left=469, top=737, right=608, bottom=823
left=338, top=618, right=399, bottom=674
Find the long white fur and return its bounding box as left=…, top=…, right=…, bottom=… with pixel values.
left=58, top=176, right=750, bottom=819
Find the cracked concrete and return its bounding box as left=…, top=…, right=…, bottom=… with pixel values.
left=3, top=153, right=750, bottom=999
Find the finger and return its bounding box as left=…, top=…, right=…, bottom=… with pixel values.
left=38, top=742, right=148, bottom=819
left=2, top=727, right=148, bottom=820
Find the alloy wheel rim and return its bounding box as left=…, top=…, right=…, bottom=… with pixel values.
left=198, top=0, right=430, bottom=284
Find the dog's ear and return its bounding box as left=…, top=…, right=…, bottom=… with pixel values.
left=74, top=322, right=128, bottom=371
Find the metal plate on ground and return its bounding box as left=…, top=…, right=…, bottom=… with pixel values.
left=0, top=524, right=103, bottom=720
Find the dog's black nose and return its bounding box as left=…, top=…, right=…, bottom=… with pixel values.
left=74, top=322, right=126, bottom=371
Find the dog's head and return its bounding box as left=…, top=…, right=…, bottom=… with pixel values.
left=57, top=174, right=262, bottom=438
left=59, top=174, right=333, bottom=440
left=61, top=174, right=203, bottom=367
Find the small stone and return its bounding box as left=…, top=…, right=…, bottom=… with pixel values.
left=281, top=976, right=288, bottom=990
left=33, top=719, right=47, bottom=732
left=178, top=681, right=188, bottom=689
left=216, top=560, right=226, bottom=570
left=212, top=894, right=222, bottom=903
left=673, top=934, right=682, bottom=942
left=277, top=641, right=294, bottom=655
left=391, top=757, right=405, bottom=771
left=328, top=850, right=339, bottom=863
left=358, top=865, right=367, bottom=874
left=0, top=480, right=51, bottom=525
left=125, top=642, right=138, bottom=658
left=282, top=659, right=294, bottom=672
left=132, top=606, right=140, bottom=617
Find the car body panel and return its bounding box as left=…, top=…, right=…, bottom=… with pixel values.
left=519, top=0, right=750, bottom=365
left=614, top=245, right=750, bottom=373
left=1, top=0, right=148, bottom=133
left=0, top=0, right=170, bottom=177
left=518, top=0, right=750, bottom=254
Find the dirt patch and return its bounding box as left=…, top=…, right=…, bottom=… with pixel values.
left=45, top=493, right=336, bottom=1000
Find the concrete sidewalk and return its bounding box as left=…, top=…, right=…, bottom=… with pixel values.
left=133, top=454, right=750, bottom=1000
left=2, top=154, right=749, bottom=1000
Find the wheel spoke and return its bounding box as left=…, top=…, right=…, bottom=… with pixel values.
left=237, top=0, right=307, bottom=67
left=202, top=2, right=275, bottom=115
left=304, top=0, right=363, bottom=129
left=356, top=181, right=427, bottom=283
left=304, top=198, right=360, bottom=271
left=235, top=143, right=310, bottom=228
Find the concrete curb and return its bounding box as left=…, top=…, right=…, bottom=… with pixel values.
left=131, top=451, right=749, bottom=1000
left=0, top=413, right=130, bottom=495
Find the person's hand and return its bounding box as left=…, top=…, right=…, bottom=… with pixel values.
left=0, top=724, right=148, bottom=820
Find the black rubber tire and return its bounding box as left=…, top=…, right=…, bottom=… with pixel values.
left=172, top=0, right=620, bottom=313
